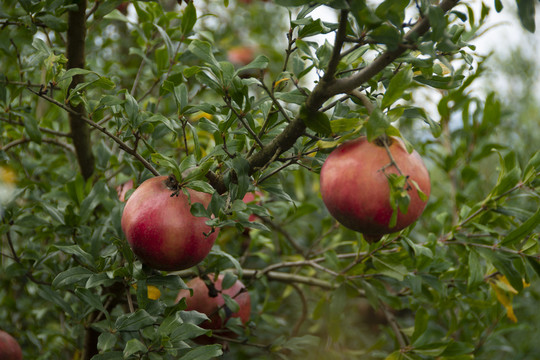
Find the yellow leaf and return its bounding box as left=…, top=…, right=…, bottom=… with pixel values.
left=274, top=78, right=290, bottom=88
left=496, top=275, right=519, bottom=294
left=189, top=111, right=213, bottom=122
left=490, top=282, right=517, bottom=323
left=132, top=284, right=162, bottom=300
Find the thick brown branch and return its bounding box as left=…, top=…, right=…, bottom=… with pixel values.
left=67, top=0, right=95, bottom=180
left=322, top=9, right=349, bottom=83
left=326, top=0, right=460, bottom=96
left=240, top=0, right=460, bottom=188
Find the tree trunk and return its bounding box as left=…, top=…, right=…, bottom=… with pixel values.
left=67, top=0, right=95, bottom=180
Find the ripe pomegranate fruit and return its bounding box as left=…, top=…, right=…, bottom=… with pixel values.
left=0, top=330, right=22, bottom=360
left=320, top=136, right=430, bottom=241
left=176, top=274, right=250, bottom=335
left=121, top=175, right=218, bottom=271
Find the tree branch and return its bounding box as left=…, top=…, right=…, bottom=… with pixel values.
left=322, top=9, right=349, bottom=83
left=67, top=0, right=95, bottom=180
left=0, top=116, right=71, bottom=137
left=27, top=88, right=160, bottom=177
left=209, top=0, right=459, bottom=195
left=1, top=137, right=75, bottom=153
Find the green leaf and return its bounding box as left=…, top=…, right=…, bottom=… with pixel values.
left=491, top=167, right=521, bottom=198
left=414, top=75, right=464, bottom=89
left=179, top=344, right=223, bottom=360
left=188, top=40, right=220, bottom=71
left=36, top=286, right=75, bottom=317
left=428, top=6, right=446, bottom=41
left=182, top=1, right=197, bottom=36
left=478, top=249, right=523, bottom=292
left=52, top=266, right=94, bottom=288
left=523, top=151, right=540, bottom=183
left=52, top=244, right=94, bottom=267
left=60, top=68, right=94, bottom=82
left=298, top=18, right=331, bottom=38
left=90, top=351, right=124, bottom=360
left=300, top=106, right=331, bottom=136
left=411, top=307, right=429, bottom=343
left=22, top=114, right=42, bottom=144
left=75, top=288, right=109, bottom=316
left=80, top=181, right=109, bottom=223
left=155, top=24, right=174, bottom=61
left=123, top=338, right=147, bottom=357
left=516, top=0, right=535, bottom=32
left=403, top=237, right=433, bottom=259
left=526, top=257, right=540, bottom=278
left=236, top=55, right=269, bottom=74
left=494, top=0, right=503, bottom=12
left=151, top=153, right=182, bottom=181
left=146, top=114, right=178, bottom=134
left=124, top=92, right=140, bottom=124
left=115, top=309, right=156, bottom=331
left=186, top=122, right=202, bottom=160
left=500, top=207, right=540, bottom=246
left=382, top=65, right=413, bottom=109
left=186, top=180, right=214, bottom=194
left=384, top=351, right=404, bottom=360
left=468, top=249, right=484, bottom=289
left=329, top=118, right=363, bottom=133
left=372, top=257, right=408, bottom=281
left=97, top=332, right=116, bottom=352
left=174, top=83, right=189, bottom=113
left=369, top=24, right=401, bottom=50
left=209, top=249, right=243, bottom=277
left=222, top=293, right=240, bottom=313
left=366, top=107, right=390, bottom=141
left=170, top=323, right=209, bottom=342
left=275, top=89, right=307, bottom=105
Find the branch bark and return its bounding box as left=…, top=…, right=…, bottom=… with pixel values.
left=67, top=0, right=95, bottom=180
left=207, top=0, right=460, bottom=193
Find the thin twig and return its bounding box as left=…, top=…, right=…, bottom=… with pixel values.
left=26, top=88, right=160, bottom=176
left=174, top=269, right=337, bottom=291
left=381, top=301, right=408, bottom=348
left=224, top=96, right=265, bottom=149
left=290, top=283, right=308, bottom=337
left=255, top=159, right=297, bottom=186
left=349, top=89, right=374, bottom=114
left=1, top=137, right=75, bottom=153
left=259, top=217, right=305, bottom=255
left=0, top=116, right=71, bottom=137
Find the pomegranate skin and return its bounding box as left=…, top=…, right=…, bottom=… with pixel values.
left=0, top=330, right=22, bottom=360
left=121, top=176, right=218, bottom=271
left=176, top=274, right=251, bottom=330
left=320, top=137, right=431, bottom=238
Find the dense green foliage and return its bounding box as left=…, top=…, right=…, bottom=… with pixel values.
left=0, top=0, right=539, bottom=359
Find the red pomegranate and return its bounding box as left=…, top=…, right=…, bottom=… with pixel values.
left=176, top=274, right=251, bottom=331
left=121, top=175, right=218, bottom=271
left=320, top=136, right=430, bottom=240
left=0, top=330, right=22, bottom=360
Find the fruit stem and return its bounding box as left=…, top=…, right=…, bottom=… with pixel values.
left=379, top=138, right=412, bottom=191
left=164, top=174, right=181, bottom=197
